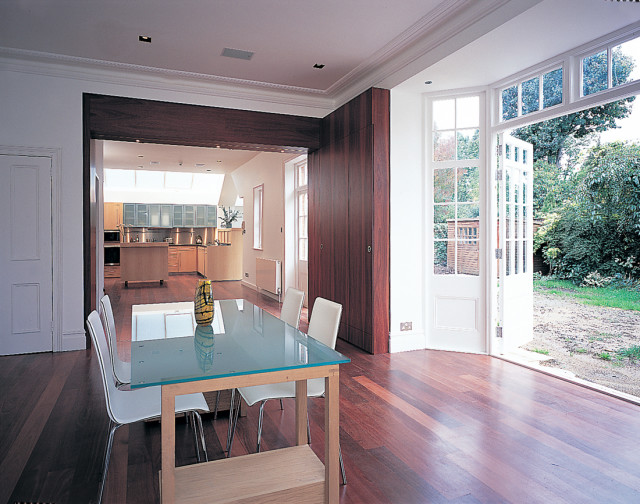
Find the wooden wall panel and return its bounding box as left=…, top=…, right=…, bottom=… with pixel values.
left=85, top=94, right=321, bottom=151
left=309, top=88, right=389, bottom=354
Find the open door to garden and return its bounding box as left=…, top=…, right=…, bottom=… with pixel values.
left=497, top=134, right=533, bottom=352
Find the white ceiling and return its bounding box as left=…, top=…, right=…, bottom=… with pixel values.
left=0, top=0, right=538, bottom=100
left=4, top=0, right=640, bottom=168
left=103, top=141, right=261, bottom=174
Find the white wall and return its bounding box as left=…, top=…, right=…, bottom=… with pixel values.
left=231, top=152, right=293, bottom=296
left=0, top=61, right=330, bottom=351
left=389, top=88, right=427, bottom=352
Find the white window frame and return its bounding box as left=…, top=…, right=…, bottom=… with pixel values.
left=492, top=22, right=640, bottom=132
left=294, top=160, right=308, bottom=263
left=253, top=184, right=263, bottom=250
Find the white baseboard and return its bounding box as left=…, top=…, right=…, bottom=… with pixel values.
left=388, top=331, right=426, bottom=353
left=60, top=330, right=87, bottom=352
left=241, top=279, right=280, bottom=302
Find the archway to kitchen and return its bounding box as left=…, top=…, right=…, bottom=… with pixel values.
left=82, top=93, right=321, bottom=344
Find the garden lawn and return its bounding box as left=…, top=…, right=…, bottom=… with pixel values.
left=534, top=278, right=640, bottom=311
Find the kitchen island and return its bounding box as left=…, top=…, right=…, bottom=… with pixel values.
left=120, top=242, right=169, bottom=286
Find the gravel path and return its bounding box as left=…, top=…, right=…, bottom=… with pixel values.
left=525, top=291, right=640, bottom=397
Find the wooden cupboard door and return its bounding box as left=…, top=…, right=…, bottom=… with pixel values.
left=347, top=126, right=374, bottom=351
left=104, top=202, right=121, bottom=230
left=331, top=133, right=349, bottom=336
left=168, top=247, right=179, bottom=273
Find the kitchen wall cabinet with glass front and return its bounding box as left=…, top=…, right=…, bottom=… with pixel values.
left=121, top=203, right=217, bottom=228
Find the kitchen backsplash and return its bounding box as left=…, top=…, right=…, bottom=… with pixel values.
left=122, top=227, right=216, bottom=245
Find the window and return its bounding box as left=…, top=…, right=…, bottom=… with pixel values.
left=432, top=95, right=481, bottom=276
left=253, top=184, right=263, bottom=250
left=582, top=35, right=640, bottom=97
left=501, top=67, right=563, bottom=122
left=295, top=161, right=308, bottom=262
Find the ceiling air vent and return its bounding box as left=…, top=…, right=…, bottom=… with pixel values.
left=221, top=47, right=254, bottom=61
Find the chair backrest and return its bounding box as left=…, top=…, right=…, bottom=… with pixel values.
left=86, top=310, right=120, bottom=424
left=307, top=297, right=342, bottom=349
left=100, top=295, right=130, bottom=384
left=280, top=288, right=305, bottom=329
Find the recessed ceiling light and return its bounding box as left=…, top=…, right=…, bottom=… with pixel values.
left=216, top=160, right=222, bottom=163
left=150, top=161, right=160, bottom=165
left=206, top=169, right=212, bottom=172
left=139, top=35, right=152, bottom=43
left=313, top=63, right=325, bottom=69
left=195, top=163, right=205, bottom=167
left=137, top=165, right=143, bottom=168
left=137, top=155, right=144, bottom=158
left=424, top=80, right=433, bottom=85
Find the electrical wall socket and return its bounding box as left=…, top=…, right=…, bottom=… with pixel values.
left=245, top=272, right=249, bottom=277
left=400, top=322, right=412, bottom=331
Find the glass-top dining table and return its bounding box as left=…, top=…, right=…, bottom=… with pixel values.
left=130, top=299, right=350, bottom=504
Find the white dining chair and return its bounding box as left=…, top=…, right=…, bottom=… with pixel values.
left=213, top=288, right=305, bottom=420
left=86, top=310, right=210, bottom=504
left=226, top=297, right=346, bottom=484
left=279, top=287, right=305, bottom=329
left=99, top=295, right=131, bottom=386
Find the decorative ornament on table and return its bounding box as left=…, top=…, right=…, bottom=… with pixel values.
left=194, top=324, right=215, bottom=371
left=194, top=279, right=214, bottom=326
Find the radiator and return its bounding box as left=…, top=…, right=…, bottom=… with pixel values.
left=256, top=258, right=282, bottom=295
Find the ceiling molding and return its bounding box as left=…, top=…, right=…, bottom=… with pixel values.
left=0, top=47, right=335, bottom=115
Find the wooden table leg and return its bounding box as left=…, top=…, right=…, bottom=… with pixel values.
left=295, top=379, right=308, bottom=446
left=161, top=386, right=175, bottom=504
left=325, top=368, right=339, bottom=504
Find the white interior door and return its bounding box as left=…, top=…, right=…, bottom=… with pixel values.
left=0, top=155, right=53, bottom=355
left=428, top=94, right=485, bottom=353
left=498, top=134, right=534, bottom=351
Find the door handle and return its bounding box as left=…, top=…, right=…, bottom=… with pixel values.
left=367, top=245, right=372, bottom=253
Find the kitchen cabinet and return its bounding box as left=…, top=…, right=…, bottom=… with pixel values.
left=173, top=205, right=183, bottom=227
left=123, top=203, right=136, bottom=226
left=120, top=243, right=169, bottom=285
left=161, top=205, right=173, bottom=227
left=149, top=204, right=161, bottom=227
left=196, top=205, right=206, bottom=227
left=183, top=205, right=195, bottom=227
left=168, top=246, right=197, bottom=273
left=104, top=202, right=122, bottom=230
left=197, top=246, right=207, bottom=276
left=135, top=204, right=149, bottom=227
left=206, top=205, right=217, bottom=227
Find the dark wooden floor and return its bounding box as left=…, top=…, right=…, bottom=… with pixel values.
left=3, top=275, right=640, bottom=503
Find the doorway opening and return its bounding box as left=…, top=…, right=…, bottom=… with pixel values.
left=493, top=94, right=640, bottom=401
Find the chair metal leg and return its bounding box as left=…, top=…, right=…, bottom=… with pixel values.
left=257, top=400, right=267, bottom=453
left=279, top=398, right=284, bottom=410
left=213, top=390, right=221, bottom=420
left=307, top=414, right=311, bottom=444
left=226, top=389, right=241, bottom=457
left=189, top=412, right=201, bottom=462
left=193, top=411, right=208, bottom=462
left=97, top=421, right=122, bottom=504
left=339, top=443, right=347, bottom=485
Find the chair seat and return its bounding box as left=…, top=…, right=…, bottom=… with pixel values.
left=109, top=387, right=209, bottom=426
left=238, top=378, right=325, bottom=408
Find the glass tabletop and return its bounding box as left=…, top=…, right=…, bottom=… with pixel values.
left=130, top=299, right=350, bottom=388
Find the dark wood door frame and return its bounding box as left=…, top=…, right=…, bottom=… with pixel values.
left=82, top=93, right=322, bottom=345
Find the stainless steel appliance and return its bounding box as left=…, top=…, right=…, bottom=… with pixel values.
left=104, top=230, right=120, bottom=243
left=104, top=243, right=120, bottom=266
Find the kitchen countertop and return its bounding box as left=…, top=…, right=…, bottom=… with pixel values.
left=121, top=242, right=169, bottom=248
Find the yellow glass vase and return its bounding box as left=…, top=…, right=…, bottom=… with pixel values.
left=194, top=280, right=214, bottom=326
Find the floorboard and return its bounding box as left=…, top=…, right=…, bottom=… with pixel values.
left=1, top=275, right=640, bottom=503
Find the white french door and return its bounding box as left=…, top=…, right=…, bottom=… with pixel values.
left=295, top=160, right=309, bottom=306
left=0, top=154, right=53, bottom=355
left=428, top=94, right=486, bottom=353
left=496, top=134, right=534, bottom=352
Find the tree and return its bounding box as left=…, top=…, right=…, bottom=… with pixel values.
left=511, top=49, right=635, bottom=166
left=537, top=142, right=640, bottom=281
left=532, top=159, right=575, bottom=217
